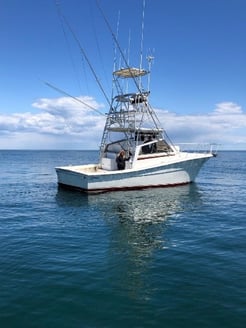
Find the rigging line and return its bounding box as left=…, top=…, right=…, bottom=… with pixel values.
left=43, top=80, right=105, bottom=116
left=147, top=101, right=175, bottom=147
left=127, top=29, right=131, bottom=66
left=96, top=0, right=145, bottom=95
left=111, top=10, right=121, bottom=100
left=54, top=0, right=84, bottom=94
left=58, top=11, right=111, bottom=108
left=113, top=10, right=121, bottom=73
left=90, top=4, right=110, bottom=92
left=139, top=0, right=146, bottom=90
left=126, top=29, right=131, bottom=94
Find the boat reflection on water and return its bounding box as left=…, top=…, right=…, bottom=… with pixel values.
left=56, top=185, right=202, bottom=300
left=56, top=184, right=200, bottom=225
left=102, top=186, right=190, bottom=224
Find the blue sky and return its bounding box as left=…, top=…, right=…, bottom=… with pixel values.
left=1, top=0, right=246, bottom=149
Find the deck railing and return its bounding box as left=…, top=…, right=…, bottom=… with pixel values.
left=175, top=143, right=219, bottom=155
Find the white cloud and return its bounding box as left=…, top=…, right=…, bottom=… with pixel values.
left=156, top=101, right=246, bottom=148
left=32, top=96, right=103, bottom=118
left=213, top=102, right=243, bottom=115
left=0, top=96, right=106, bottom=149
left=0, top=97, right=246, bottom=149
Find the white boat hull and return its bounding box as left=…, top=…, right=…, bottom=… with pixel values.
left=56, top=152, right=212, bottom=193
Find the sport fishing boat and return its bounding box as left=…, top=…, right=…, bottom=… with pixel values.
left=55, top=4, right=216, bottom=193
left=56, top=56, right=216, bottom=193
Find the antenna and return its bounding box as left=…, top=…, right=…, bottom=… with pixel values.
left=147, top=52, right=154, bottom=91
left=140, top=0, right=146, bottom=70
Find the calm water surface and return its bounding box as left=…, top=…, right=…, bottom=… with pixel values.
left=0, top=150, right=245, bottom=327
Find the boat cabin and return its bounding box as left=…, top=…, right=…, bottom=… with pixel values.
left=100, top=133, right=174, bottom=171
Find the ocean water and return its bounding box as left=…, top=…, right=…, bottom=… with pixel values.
left=0, top=150, right=245, bottom=328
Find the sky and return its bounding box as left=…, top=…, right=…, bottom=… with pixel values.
left=1, top=0, right=246, bottom=150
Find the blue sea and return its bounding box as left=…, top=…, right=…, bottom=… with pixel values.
left=0, top=150, right=245, bottom=327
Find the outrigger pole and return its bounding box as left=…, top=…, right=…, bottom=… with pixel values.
left=55, top=1, right=111, bottom=108
left=43, top=80, right=105, bottom=116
